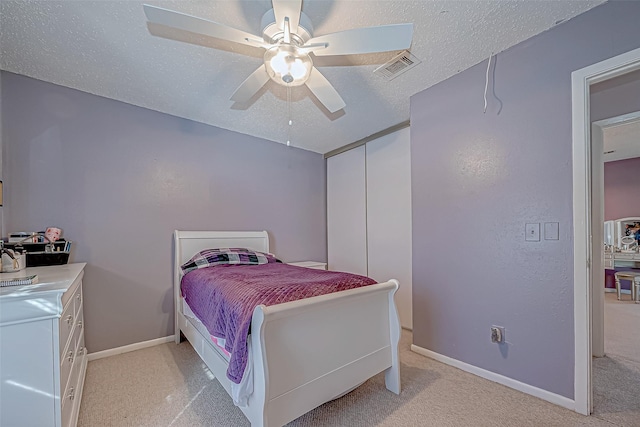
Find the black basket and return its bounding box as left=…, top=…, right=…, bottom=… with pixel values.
left=25, top=252, right=71, bottom=267
left=4, top=239, right=72, bottom=267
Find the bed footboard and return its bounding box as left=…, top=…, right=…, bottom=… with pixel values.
left=244, top=280, right=401, bottom=427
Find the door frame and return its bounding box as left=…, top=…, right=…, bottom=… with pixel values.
left=572, top=47, right=640, bottom=415
left=590, top=111, right=640, bottom=360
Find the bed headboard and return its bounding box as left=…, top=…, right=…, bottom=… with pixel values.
left=172, top=230, right=270, bottom=339
left=174, top=230, right=270, bottom=267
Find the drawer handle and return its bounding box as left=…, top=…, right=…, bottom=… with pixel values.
left=76, top=294, right=82, bottom=302
left=66, top=315, right=73, bottom=325
left=68, top=350, right=74, bottom=363
left=78, top=346, right=85, bottom=355
left=68, top=387, right=75, bottom=401
left=78, top=320, right=83, bottom=329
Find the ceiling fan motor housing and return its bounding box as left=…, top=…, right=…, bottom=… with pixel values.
left=261, top=9, right=313, bottom=45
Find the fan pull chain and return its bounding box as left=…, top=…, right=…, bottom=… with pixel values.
left=287, top=87, right=292, bottom=147
left=483, top=53, right=493, bottom=114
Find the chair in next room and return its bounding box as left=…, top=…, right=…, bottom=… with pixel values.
left=614, top=271, right=640, bottom=303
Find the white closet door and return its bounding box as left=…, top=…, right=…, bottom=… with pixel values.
left=327, top=145, right=367, bottom=276
left=366, top=128, right=413, bottom=329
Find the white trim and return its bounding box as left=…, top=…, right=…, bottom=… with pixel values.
left=410, top=344, right=575, bottom=411
left=593, top=111, right=640, bottom=128
left=572, top=46, right=640, bottom=416
left=87, top=335, right=175, bottom=361
left=590, top=122, right=605, bottom=359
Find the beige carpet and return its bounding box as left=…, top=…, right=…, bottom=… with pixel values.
left=601, top=292, right=640, bottom=363
left=78, top=329, right=627, bottom=427
left=591, top=293, right=640, bottom=427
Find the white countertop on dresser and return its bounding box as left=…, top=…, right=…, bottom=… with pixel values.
left=0, top=263, right=86, bottom=297
left=0, top=263, right=86, bottom=325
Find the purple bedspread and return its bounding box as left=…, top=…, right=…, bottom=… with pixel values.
left=181, top=263, right=376, bottom=384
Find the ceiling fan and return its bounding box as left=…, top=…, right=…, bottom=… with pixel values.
left=143, top=0, right=413, bottom=113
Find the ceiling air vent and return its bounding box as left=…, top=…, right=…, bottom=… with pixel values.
left=374, top=51, right=422, bottom=81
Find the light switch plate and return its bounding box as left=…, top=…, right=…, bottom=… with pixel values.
left=544, top=222, right=559, bottom=240
left=525, top=223, right=540, bottom=241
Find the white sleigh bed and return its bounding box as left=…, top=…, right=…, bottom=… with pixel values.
left=173, top=230, right=401, bottom=427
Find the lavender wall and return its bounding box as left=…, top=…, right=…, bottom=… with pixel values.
left=1, top=72, right=327, bottom=352
left=604, top=157, right=640, bottom=221
left=410, top=1, right=640, bottom=399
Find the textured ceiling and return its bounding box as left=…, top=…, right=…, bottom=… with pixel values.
left=1, top=0, right=604, bottom=154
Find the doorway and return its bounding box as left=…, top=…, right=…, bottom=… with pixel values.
left=572, top=47, right=640, bottom=415
left=591, top=111, right=640, bottom=358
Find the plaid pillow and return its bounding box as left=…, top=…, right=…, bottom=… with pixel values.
left=181, top=248, right=277, bottom=274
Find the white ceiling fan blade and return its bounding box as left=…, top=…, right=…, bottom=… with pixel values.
left=272, top=0, right=301, bottom=34
left=143, top=4, right=265, bottom=48
left=230, top=66, right=270, bottom=103
left=305, top=68, right=345, bottom=113
left=307, top=23, right=414, bottom=56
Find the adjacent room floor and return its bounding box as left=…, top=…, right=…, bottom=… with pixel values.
left=78, top=322, right=637, bottom=427
left=591, top=292, right=640, bottom=427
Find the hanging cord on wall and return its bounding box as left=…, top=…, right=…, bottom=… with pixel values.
left=483, top=53, right=493, bottom=114
left=287, top=87, right=292, bottom=146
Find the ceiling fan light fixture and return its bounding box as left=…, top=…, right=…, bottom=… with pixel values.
left=264, top=45, right=312, bottom=87
left=143, top=3, right=413, bottom=113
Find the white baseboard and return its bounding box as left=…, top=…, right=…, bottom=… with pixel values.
left=88, top=335, right=175, bottom=361
left=410, top=344, right=575, bottom=411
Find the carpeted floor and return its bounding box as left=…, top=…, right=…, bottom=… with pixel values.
left=78, top=319, right=638, bottom=427
left=591, top=293, right=640, bottom=427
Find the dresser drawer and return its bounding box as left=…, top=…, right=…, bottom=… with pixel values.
left=62, top=339, right=84, bottom=427
left=59, top=305, right=75, bottom=359
left=59, top=285, right=82, bottom=358
left=61, top=391, right=74, bottom=427
left=72, top=307, right=84, bottom=353
left=60, top=344, right=75, bottom=396
left=616, top=252, right=638, bottom=260
left=61, top=306, right=83, bottom=395
left=76, top=333, right=86, bottom=364
left=73, top=284, right=83, bottom=319
left=61, top=374, right=77, bottom=427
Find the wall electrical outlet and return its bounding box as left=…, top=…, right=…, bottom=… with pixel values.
left=491, top=326, right=505, bottom=343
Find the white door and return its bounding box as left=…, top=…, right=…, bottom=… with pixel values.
left=366, top=128, right=413, bottom=329
left=327, top=145, right=368, bottom=276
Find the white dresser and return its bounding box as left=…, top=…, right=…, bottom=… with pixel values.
left=0, top=263, right=87, bottom=427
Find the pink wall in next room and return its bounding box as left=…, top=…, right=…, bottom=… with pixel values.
left=604, top=157, right=640, bottom=221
